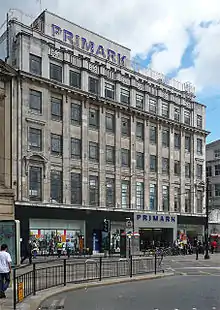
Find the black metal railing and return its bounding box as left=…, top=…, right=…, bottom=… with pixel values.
left=13, top=255, right=164, bottom=309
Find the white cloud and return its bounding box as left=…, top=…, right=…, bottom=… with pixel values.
left=2, top=0, right=220, bottom=90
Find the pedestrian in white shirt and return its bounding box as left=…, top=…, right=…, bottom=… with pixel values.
left=0, top=244, right=12, bottom=298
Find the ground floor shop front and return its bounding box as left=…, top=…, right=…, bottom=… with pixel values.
left=15, top=205, right=133, bottom=257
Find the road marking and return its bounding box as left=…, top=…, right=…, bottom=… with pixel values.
left=199, top=270, right=213, bottom=275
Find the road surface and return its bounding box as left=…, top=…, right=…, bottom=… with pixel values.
left=40, top=275, right=220, bottom=310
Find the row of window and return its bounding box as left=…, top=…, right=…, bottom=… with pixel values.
left=29, top=54, right=203, bottom=129
left=28, top=129, right=203, bottom=177
left=206, top=165, right=220, bottom=177
left=208, top=184, right=220, bottom=198
left=29, top=166, right=203, bottom=213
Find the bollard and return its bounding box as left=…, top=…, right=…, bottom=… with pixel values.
left=130, top=255, right=133, bottom=278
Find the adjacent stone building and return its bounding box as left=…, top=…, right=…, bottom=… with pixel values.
left=0, top=60, right=15, bottom=220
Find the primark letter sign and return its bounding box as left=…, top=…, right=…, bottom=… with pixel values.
left=136, top=214, right=176, bottom=223
left=52, top=24, right=126, bottom=66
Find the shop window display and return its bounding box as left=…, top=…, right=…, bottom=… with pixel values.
left=30, top=229, right=84, bottom=255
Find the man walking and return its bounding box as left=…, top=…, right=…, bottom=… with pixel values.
left=0, top=244, right=12, bottom=298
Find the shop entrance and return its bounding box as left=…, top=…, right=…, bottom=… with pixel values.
left=139, top=228, right=173, bottom=250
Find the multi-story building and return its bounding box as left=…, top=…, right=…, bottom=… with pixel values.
left=0, top=10, right=208, bottom=254
left=206, top=140, right=220, bottom=233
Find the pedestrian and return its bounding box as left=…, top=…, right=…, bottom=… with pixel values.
left=57, top=241, right=62, bottom=258
left=0, top=244, right=12, bottom=298
left=195, top=243, right=199, bottom=260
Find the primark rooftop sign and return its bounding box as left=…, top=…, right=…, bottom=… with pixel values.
left=51, top=24, right=127, bottom=66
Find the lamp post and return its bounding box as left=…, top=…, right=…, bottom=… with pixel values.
left=204, top=177, right=210, bottom=260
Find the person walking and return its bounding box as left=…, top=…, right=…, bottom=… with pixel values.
left=195, top=242, right=199, bottom=260
left=0, top=244, right=12, bottom=298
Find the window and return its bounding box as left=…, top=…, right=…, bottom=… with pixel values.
left=197, top=191, right=203, bottom=213
left=50, top=63, right=62, bottom=82
left=136, top=122, right=144, bottom=140
left=89, top=77, right=99, bottom=95
left=121, top=181, right=130, bottom=209
left=50, top=171, right=63, bottom=203
left=214, top=149, right=220, bottom=158
left=185, top=163, right=190, bottom=178
left=71, top=103, right=81, bottom=125
left=105, top=83, right=115, bottom=99
left=215, top=184, right=220, bottom=197
left=136, top=182, right=144, bottom=210
left=149, top=98, right=157, bottom=113
left=174, top=106, right=180, bottom=122
left=89, top=176, right=99, bottom=206
left=51, top=134, right=62, bottom=156
left=89, top=108, right=99, bottom=129
left=162, top=158, right=169, bottom=174
left=162, top=185, right=169, bottom=211
left=106, top=113, right=115, bottom=133
left=197, top=115, right=202, bottom=129
left=29, top=90, right=42, bottom=113
left=121, top=149, right=130, bottom=167
left=71, top=173, right=82, bottom=204
left=29, top=166, right=42, bottom=201
left=89, top=142, right=99, bottom=162
left=30, top=54, right=42, bottom=76
left=185, top=135, right=191, bottom=152
left=174, top=133, right=181, bottom=149
left=162, top=102, right=169, bottom=117
left=208, top=184, right=212, bottom=198
left=215, top=164, right=220, bottom=176
left=162, top=129, right=169, bottom=147
left=150, top=125, right=157, bottom=144
left=185, top=189, right=191, bottom=213
left=149, top=184, right=157, bottom=211
left=71, top=138, right=81, bottom=159
left=197, top=164, right=203, bottom=179
left=120, top=88, right=130, bottom=104
left=174, top=161, right=180, bottom=175
left=106, top=178, right=115, bottom=207
left=136, top=94, right=144, bottom=109
left=29, top=128, right=42, bottom=151
left=121, top=118, right=130, bottom=136
left=150, top=155, right=157, bottom=172
left=69, top=70, right=81, bottom=89
left=136, top=152, right=144, bottom=169
left=106, top=145, right=115, bottom=164
left=206, top=166, right=212, bottom=177
left=184, top=109, right=191, bottom=125
left=197, top=138, right=203, bottom=155
left=51, top=96, right=62, bottom=121
left=174, top=188, right=180, bottom=212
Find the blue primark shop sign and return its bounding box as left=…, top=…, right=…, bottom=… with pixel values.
left=136, top=214, right=176, bottom=223
left=51, top=24, right=127, bottom=66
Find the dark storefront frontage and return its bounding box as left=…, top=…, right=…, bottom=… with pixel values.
left=177, top=215, right=206, bottom=243
left=15, top=205, right=133, bottom=256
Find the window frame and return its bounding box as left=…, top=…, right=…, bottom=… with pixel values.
left=51, top=96, right=62, bottom=121
left=29, top=89, right=42, bottom=114
left=89, top=175, right=99, bottom=206
left=150, top=155, right=157, bottom=172
left=106, top=178, right=115, bottom=207
left=51, top=134, right=63, bottom=156
left=105, top=82, right=115, bottom=100
left=121, top=180, right=130, bottom=209
left=89, top=141, right=99, bottom=162
left=50, top=63, right=63, bottom=83
left=136, top=93, right=144, bottom=109
left=30, top=54, right=42, bottom=76
left=121, top=117, right=130, bottom=136
left=89, top=108, right=99, bottom=129
left=29, top=166, right=42, bottom=201
left=121, top=148, right=130, bottom=167
left=29, top=127, right=42, bottom=151
left=50, top=170, right=63, bottom=203
left=69, top=70, right=81, bottom=89
left=89, top=77, right=99, bottom=95
left=120, top=88, right=130, bottom=105
left=106, top=145, right=115, bottom=164
left=136, top=181, right=144, bottom=210
left=105, top=113, right=115, bottom=133
left=71, top=138, right=81, bottom=159
left=149, top=98, right=157, bottom=113
left=136, top=152, right=144, bottom=170
left=71, top=173, right=82, bottom=204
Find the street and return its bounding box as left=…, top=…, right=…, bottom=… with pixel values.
left=39, top=254, right=220, bottom=310
left=40, top=275, right=220, bottom=310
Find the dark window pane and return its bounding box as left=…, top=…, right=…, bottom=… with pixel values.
left=106, top=145, right=115, bottom=164
left=121, top=181, right=130, bottom=209
left=89, top=142, right=99, bottom=161
left=121, top=118, right=130, bottom=136
left=50, top=63, right=62, bottom=82
left=69, top=71, right=81, bottom=88
left=50, top=171, right=63, bottom=203
left=121, top=149, right=130, bottom=167
left=71, top=173, right=82, bottom=204
left=150, top=126, right=156, bottom=144
left=121, top=89, right=130, bottom=104
left=106, top=113, right=115, bottom=132
left=71, top=103, right=81, bottom=125
left=51, top=96, right=62, bottom=121
left=136, top=152, right=144, bottom=169
left=105, top=83, right=115, bottom=99
left=29, top=128, right=42, bottom=151
left=89, top=175, right=99, bottom=206
left=30, top=54, right=42, bottom=76
left=106, top=178, right=115, bottom=207
left=150, top=155, right=157, bottom=172
left=29, top=166, right=42, bottom=201
left=51, top=134, right=62, bottom=156
left=89, top=77, right=99, bottom=95
left=89, top=109, right=99, bottom=128
left=29, top=89, right=42, bottom=113
left=71, top=138, right=81, bottom=159
left=136, top=122, right=144, bottom=140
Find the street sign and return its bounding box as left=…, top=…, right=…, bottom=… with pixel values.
left=126, top=220, right=133, bottom=229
